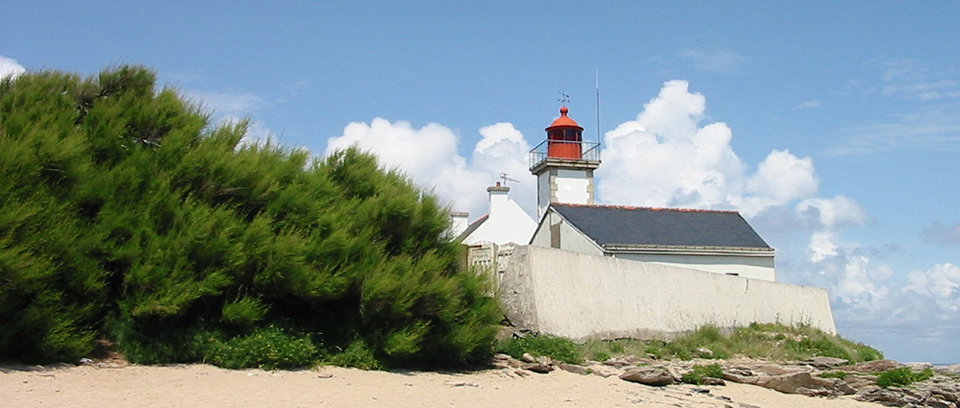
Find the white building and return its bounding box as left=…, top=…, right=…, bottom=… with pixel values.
left=457, top=183, right=537, bottom=247
left=530, top=203, right=776, bottom=281
left=526, top=106, right=776, bottom=281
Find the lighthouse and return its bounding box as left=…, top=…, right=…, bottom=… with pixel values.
left=529, top=106, right=601, bottom=218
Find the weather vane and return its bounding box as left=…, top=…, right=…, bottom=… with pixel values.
left=558, top=88, right=570, bottom=106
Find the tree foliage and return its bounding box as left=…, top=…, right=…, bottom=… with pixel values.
left=0, top=66, right=500, bottom=368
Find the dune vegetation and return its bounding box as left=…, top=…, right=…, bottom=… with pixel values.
left=0, top=66, right=500, bottom=369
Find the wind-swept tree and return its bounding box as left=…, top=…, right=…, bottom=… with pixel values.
left=0, top=66, right=499, bottom=368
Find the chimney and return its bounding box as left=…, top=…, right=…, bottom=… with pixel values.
left=449, top=211, right=470, bottom=236
left=487, top=181, right=510, bottom=219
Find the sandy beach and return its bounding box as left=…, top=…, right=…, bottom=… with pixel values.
left=1, top=363, right=884, bottom=408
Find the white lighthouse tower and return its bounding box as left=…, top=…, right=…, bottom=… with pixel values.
left=529, top=105, right=601, bottom=217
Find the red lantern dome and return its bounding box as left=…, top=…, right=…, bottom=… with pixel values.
left=545, top=106, right=583, bottom=159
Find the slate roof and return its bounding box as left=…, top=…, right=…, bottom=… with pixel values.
left=456, top=214, right=488, bottom=242
left=551, top=203, right=771, bottom=250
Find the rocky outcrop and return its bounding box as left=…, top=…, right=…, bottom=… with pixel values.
left=491, top=354, right=960, bottom=408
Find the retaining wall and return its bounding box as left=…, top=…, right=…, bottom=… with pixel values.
left=500, top=245, right=835, bottom=340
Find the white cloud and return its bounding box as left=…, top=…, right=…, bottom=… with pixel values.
left=742, top=150, right=819, bottom=214
left=598, top=80, right=830, bottom=223
left=905, top=263, right=960, bottom=317
left=808, top=232, right=838, bottom=262
left=679, top=49, right=747, bottom=73
left=324, top=118, right=536, bottom=218
left=600, top=80, right=746, bottom=209
left=796, top=195, right=868, bottom=229
left=0, top=56, right=26, bottom=79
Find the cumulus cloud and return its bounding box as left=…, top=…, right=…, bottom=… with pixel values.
left=0, top=56, right=26, bottom=79
left=600, top=80, right=746, bottom=209
left=904, top=263, right=960, bottom=317
left=796, top=196, right=868, bottom=229
left=922, top=220, right=960, bottom=246
left=324, top=119, right=535, bottom=218
left=597, top=80, right=851, bottom=229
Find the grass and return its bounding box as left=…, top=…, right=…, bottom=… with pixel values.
left=577, top=323, right=882, bottom=363
left=496, top=334, right=584, bottom=364
left=681, top=364, right=724, bottom=384
left=876, top=367, right=933, bottom=388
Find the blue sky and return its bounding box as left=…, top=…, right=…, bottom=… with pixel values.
left=3, top=1, right=959, bottom=363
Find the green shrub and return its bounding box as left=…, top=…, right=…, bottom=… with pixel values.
left=681, top=363, right=724, bottom=384
left=876, top=367, right=933, bottom=388
left=497, top=334, right=584, bottom=364
left=204, top=326, right=318, bottom=370
left=0, top=66, right=501, bottom=369
left=326, top=340, right=382, bottom=370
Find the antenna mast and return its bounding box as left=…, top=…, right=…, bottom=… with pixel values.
left=596, top=70, right=601, bottom=145
left=499, top=172, right=519, bottom=186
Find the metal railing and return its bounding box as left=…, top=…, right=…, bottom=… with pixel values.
left=528, top=140, right=601, bottom=170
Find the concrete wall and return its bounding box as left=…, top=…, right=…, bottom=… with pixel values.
left=500, top=245, right=835, bottom=341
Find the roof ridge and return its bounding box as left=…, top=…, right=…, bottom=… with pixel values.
left=552, top=202, right=739, bottom=214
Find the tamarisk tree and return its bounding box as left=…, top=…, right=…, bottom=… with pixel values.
left=0, top=66, right=499, bottom=368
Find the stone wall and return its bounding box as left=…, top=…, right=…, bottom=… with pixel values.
left=499, top=245, right=835, bottom=340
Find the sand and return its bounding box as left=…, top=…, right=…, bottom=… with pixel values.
left=1, top=363, right=883, bottom=408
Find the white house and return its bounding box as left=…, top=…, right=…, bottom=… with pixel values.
left=526, top=106, right=776, bottom=281
left=457, top=182, right=537, bottom=247
left=529, top=203, right=776, bottom=281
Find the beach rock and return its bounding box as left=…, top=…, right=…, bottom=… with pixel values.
left=805, top=357, right=849, bottom=369
left=857, top=386, right=926, bottom=406
left=936, top=365, right=960, bottom=376
left=584, top=364, right=618, bottom=378
left=700, top=376, right=726, bottom=386
left=602, top=358, right=631, bottom=367
left=521, top=362, right=554, bottom=374
left=620, top=367, right=675, bottom=386
left=558, top=363, right=588, bottom=375
left=852, top=359, right=902, bottom=373
left=757, top=363, right=807, bottom=376
left=754, top=371, right=853, bottom=397
left=723, top=369, right=761, bottom=385
left=521, top=353, right=536, bottom=363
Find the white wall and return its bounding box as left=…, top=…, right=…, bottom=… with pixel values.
left=616, top=252, right=775, bottom=281
left=500, top=246, right=836, bottom=341
left=555, top=169, right=590, bottom=205
left=462, top=189, right=538, bottom=246
left=537, top=172, right=551, bottom=218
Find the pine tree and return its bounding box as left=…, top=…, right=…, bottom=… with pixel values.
left=0, top=66, right=499, bottom=368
